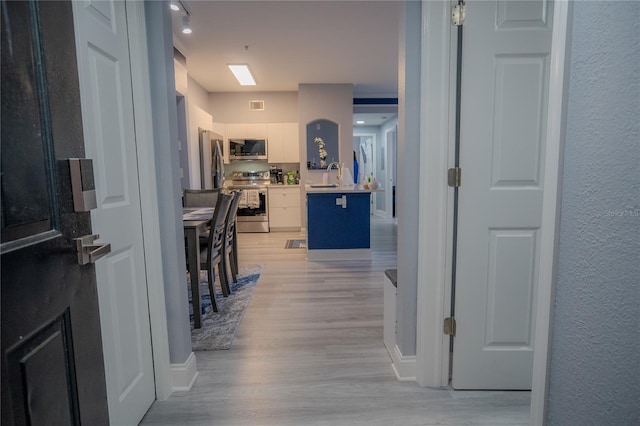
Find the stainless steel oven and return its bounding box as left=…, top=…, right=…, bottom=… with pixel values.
left=226, top=171, right=270, bottom=232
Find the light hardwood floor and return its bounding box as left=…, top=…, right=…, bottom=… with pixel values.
left=141, top=217, right=530, bottom=425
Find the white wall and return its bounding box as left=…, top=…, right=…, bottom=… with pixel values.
left=174, top=60, right=190, bottom=188
left=209, top=91, right=298, bottom=123
left=184, top=105, right=211, bottom=189
left=187, top=75, right=209, bottom=110
left=173, top=61, right=213, bottom=189
left=185, top=78, right=212, bottom=189
left=299, top=84, right=354, bottom=226
left=145, top=1, right=192, bottom=366
left=174, top=59, right=188, bottom=95
left=299, top=84, right=354, bottom=185
left=397, top=0, right=421, bottom=359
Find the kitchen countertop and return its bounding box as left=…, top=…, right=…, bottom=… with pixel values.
left=269, top=184, right=300, bottom=189
left=305, top=184, right=384, bottom=193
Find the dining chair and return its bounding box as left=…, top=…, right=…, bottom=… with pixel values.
left=199, top=193, right=232, bottom=313
left=185, top=188, right=222, bottom=245
left=222, top=190, right=242, bottom=290
left=184, top=188, right=221, bottom=208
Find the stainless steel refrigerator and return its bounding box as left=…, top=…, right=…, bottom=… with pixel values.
left=199, top=129, right=225, bottom=189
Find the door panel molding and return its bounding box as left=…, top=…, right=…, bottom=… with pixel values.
left=485, top=229, right=538, bottom=347
left=6, top=310, right=79, bottom=426
left=491, top=55, right=548, bottom=187
left=497, top=0, right=551, bottom=29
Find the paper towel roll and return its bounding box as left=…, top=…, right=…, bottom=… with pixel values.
left=341, top=167, right=354, bottom=186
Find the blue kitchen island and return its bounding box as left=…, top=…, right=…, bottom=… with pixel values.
left=305, top=185, right=380, bottom=261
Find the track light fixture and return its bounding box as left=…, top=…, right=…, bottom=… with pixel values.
left=182, top=14, right=192, bottom=34
left=170, top=1, right=193, bottom=35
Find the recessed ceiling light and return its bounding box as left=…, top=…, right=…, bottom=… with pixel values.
left=356, top=120, right=365, bottom=124
left=169, top=2, right=180, bottom=11
left=228, top=64, right=256, bottom=86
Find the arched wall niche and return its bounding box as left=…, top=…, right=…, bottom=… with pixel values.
left=306, top=119, right=339, bottom=170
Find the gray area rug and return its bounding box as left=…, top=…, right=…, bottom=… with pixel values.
left=189, top=264, right=262, bottom=350
left=285, top=239, right=306, bottom=249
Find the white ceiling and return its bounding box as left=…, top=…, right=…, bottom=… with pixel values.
left=170, top=0, right=400, bottom=127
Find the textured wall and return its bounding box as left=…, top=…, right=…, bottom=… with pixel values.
left=396, top=0, right=421, bottom=356
left=546, top=1, right=640, bottom=424
left=145, top=1, right=193, bottom=363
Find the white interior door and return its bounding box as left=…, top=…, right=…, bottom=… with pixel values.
left=358, top=137, right=374, bottom=213
left=375, top=143, right=387, bottom=214
left=385, top=127, right=396, bottom=218
left=73, top=0, right=155, bottom=422
left=452, top=0, right=553, bottom=390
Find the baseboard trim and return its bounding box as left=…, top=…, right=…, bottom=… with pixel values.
left=307, top=248, right=371, bottom=261
left=270, top=226, right=302, bottom=232
left=391, top=345, right=417, bottom=382
left=170, top=352, right=199, bottom=392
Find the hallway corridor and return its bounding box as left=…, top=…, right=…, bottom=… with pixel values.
left=141, top=217, right=530, bottom=425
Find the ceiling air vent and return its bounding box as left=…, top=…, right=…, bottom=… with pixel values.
left=249, top=100, right=265, bottom=111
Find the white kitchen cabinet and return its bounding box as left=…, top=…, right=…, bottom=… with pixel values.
left=225, top=123, right=247, bottom=139
left=268, top=186, right=301, bottom=231
left=225, top=123, right=267, bottom=139
left=247, top=123, right=267, bottom=138
left=267, top=123, right=284, bottom=163
left=267, top=122, right=299, bottom=164
left=282, top=122, right=299, bottom=163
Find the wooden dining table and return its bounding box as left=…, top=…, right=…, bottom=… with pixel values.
left=183, top=207, right=215, bottom=329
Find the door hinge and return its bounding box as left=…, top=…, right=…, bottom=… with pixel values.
left=444, top=317, right=457, bottom=336
left=451, top=3, right=466, bottom=26
left=448, top=167, right=462, bottom=187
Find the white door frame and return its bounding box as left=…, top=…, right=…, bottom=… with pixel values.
left=124, top=1, right=172, bottom=400
left=415, top=0, right=570, bottom=421
left=415, top=0, right=455, bottom=389
left=529, top=1, right=571, bottom=423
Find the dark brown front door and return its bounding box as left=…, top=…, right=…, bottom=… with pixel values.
left=1, top=1, right=109, bottom=424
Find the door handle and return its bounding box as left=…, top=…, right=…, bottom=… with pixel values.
left=75, top=234, right=111, bottom=265
left=335, top=195, right=347, bottom=209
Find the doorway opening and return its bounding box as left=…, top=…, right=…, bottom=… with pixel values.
left=354, top=116, right=398, bottom=219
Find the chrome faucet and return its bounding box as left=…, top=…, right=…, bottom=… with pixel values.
left=326, top=162, right=342, bottom=184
